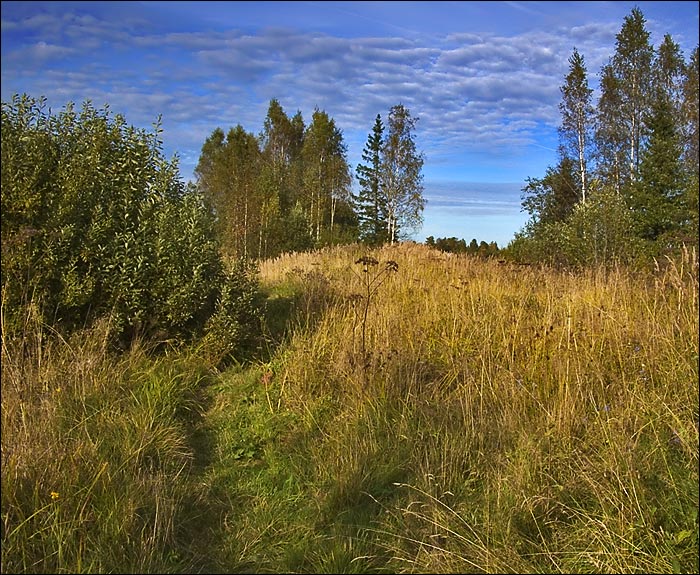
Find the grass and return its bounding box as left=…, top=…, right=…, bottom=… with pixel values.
left=2, top=242, right=698, bottom=573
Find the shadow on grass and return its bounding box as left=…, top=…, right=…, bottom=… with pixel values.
left=172, top=270, right=364, bottom=572
left=259, top=267, right=341, bottom=358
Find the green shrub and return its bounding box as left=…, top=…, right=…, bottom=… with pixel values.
left=1, top=94, right=228, bottom=349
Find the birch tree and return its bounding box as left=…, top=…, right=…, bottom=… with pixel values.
left=597, top=7, right=654, bottom=188
left=559, top=48, right=594, bottom=203
left=380, top=104, right=425, bottom=244
left=301, top=108, right=352, bottom=243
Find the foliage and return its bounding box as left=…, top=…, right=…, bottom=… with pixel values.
left=559, top=47, right=594, bottom=203
left=380, top=104, right=426, bottom=244
left=521, top=156, right=581, bottom=225
left=2, top=93, right=262, bottom=366
left=515, top=7, right=699, bottom=266
left=198, top=258, right=265, bottom=368
left=301, top=108, right=354, bottom=245
left=1, top=94, right=224, bottom=346
left=425, top=236, right=500, bottom=257
left=194, top=125, right=262, bottom=260
left=511, top=183, right=641, bottom=267
left=196, top=99, right=356, bottom=259
left=630, top=85, right=688, bottom=245
left=354, top=114, right=388, bottom=246
left=557, top=184, right=642, bottom=266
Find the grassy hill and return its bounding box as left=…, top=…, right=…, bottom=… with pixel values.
left=2, top=242, right=698, bottom=573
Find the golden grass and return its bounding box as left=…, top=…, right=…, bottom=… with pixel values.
left=263, top=242, right=699, bottom=573
left=2, top=241, right=697, bottom=573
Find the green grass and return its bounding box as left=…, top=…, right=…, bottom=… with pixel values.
left=2, top=242, right=698, bottom=573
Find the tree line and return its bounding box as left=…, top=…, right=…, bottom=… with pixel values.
left=1, top=95, right=425, bottom=353
left=425, top=236, right=500, bottom=256
left=195, top=100, right=425, bottom=260
left=512, top=7, right=699, bottom=266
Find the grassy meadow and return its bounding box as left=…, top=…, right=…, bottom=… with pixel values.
left=2, top=242, right=698, bottom=573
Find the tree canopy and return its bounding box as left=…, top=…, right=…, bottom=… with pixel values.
left=355, top=105, right=425, bottom=245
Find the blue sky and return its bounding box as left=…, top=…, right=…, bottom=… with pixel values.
left=2, top=1, right=698, bottom=246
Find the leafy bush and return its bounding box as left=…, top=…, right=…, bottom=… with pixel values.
left=1, top=94, right=256, bottom=358
left=556, top=186, right=643, bottom=266
left=505, top=185, right=644, bottom=267
left=199, top=258, right=264, bottom=368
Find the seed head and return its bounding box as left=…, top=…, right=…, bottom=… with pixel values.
left=355, top=256, right=379, bottom=272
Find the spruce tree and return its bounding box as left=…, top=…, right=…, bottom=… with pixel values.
left=632, top=86, right=686, bottom=243
left=681, top=46, right=699, bottom=244
left=681, top=47, right=699, bottom=179
left=354, top=114, right=387, bottom=245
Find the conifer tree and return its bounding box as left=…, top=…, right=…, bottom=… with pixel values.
left=681, top=46, right=699, bottom=177
left=633, top=85, right=687, bottom=243
left=355, top=114, right=387, bottom=245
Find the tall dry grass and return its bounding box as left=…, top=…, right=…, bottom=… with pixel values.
left=260, top=242, right=699, bottom=573
left=1, top=302, right=214, bottom=573
left=2, top=242, right=697, bottom=573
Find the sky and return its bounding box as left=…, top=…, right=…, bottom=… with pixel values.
left=2, top=1, right=698, bottom=247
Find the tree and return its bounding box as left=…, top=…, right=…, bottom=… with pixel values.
left=434, top=236, right=467, bottom=253
left=596, top=7, right=654, bottom=188
left=258, top=99, right=305, bottom=256
left=559, top=48, right=594, bottom=203
left=680, top=46, right=699, bottom=243
left=380, top=104, right=425, bottom=244
left=355, top=114, right=387, bottom=245
left=301, top=108, right=352, bottom=244
left=595, top=64, right=626, bottom=193
left=683, top=46, right=699, bottom=156
left=655, top=34, right=686, bottom=117
left=521, top=156, right=580, bottom=226
left=259, top=98, right=302, bottom=192
left=681, top=46, right=699, bottom=176
left=514, top=8, right=698, bottom=267
left=195, top=125, right=262, bottom=259
left=631, top=85, right=687, bottom=244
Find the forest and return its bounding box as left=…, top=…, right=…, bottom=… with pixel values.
left=1, top=7, right=698, bottom=574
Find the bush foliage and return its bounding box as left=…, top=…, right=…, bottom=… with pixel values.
left=1, top=94, right=260, bottom=358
